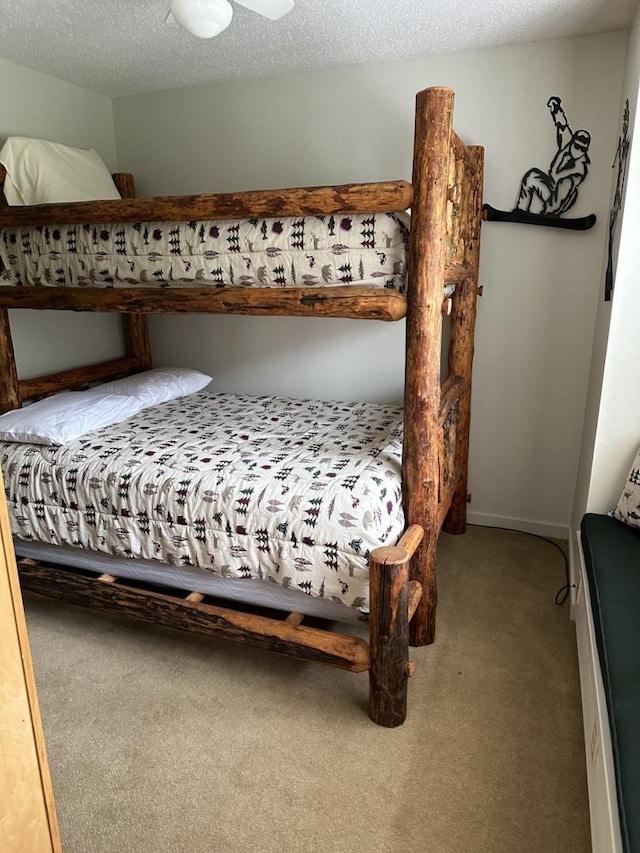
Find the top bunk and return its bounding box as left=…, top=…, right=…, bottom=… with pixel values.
left=0, top=87, right=483, bottom=322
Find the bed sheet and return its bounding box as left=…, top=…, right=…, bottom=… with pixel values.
left=0, top=212, right=409, bottom=292
left=1, top=391, right=405, bottom=610
left=13, top=538, right=366, bottom=624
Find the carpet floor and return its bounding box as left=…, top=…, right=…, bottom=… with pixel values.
left=24, top=526, right=591, bottom=853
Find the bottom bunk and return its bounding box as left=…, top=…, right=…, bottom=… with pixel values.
left=0, top=372, right=470, bottom=726
left=0, top=382, right=441, bottom=726
left=1, top=388, right=407, bottom=609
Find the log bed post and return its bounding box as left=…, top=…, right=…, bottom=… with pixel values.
left=369, top=546, right=410, bottom=727
left=0, top=169, right=21, bottom=413
left=369, top=525, right=424, bottom=727
left=442, top=146, right=484, bottom=534
left=112, top=173, right=153, bottom=372
left=121, top=314, right=153, bottom=371
left=0, top=308, right=21, bottom=413
left=403, top=87, right=454, bottom=647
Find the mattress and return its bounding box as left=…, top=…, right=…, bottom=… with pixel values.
left=1, top=390, right=405, bottom=611
left=0, top=212, right=409, bottom=292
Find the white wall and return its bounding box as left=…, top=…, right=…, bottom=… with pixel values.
left=0, top=58, right=123, bottom=379
left=113, top=33, right=626, bottom=536
left=573, top=7, right=640, bottom=523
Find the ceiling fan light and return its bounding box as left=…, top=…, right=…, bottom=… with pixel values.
left=171, top=0, right=233, bottom=39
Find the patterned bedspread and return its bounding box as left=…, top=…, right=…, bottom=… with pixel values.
left=1, top=391, right=405, bottom=610
left=0, top=212, right=409, bottom=293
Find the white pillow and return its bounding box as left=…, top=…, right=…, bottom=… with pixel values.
left=0, top=391, right=149, bottom=446
left=0, top=136, right=121, bottom=205
left=0, top=368, right=212, bottom=446
left=611, top=446, right=640, bottom=529
left=97, top=367, right=212, bottom=407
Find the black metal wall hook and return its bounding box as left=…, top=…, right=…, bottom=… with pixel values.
left=482, top=203, right=597, bottom=231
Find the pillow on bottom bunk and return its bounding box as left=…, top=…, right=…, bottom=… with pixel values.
left=0, top=367, right=212, bottom=445
left=97, top=366, right=212, bottom=407
left=0, top=391, right=151, bottom=446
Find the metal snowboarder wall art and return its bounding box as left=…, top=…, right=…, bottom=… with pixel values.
left=605, top=99, right=630, bottom=301
left=483, top=96, right=597, bottom=231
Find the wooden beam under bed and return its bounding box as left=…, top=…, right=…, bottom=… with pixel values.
left=17, top=524, right=425, bottom=726
left=0, top=265, right=472, bottom=320
left=17, top=561, right=372, bottom=672
left=0, top=285, right=408, bottom=322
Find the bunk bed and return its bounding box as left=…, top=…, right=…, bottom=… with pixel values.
left=0, top=87, right=484, bottom=727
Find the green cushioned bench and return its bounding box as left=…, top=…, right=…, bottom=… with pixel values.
left=581, top=513, right=640, bottom=853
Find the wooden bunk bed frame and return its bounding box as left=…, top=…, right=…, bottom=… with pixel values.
left=0, top=87, right=483, bottom=727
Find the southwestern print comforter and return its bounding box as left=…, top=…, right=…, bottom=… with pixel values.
left=0, top=212, right=409, bottom=293
left=1, top=392, right=405, bottom=610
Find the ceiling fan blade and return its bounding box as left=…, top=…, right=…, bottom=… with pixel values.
left=234, top=0, right=294, bottom=21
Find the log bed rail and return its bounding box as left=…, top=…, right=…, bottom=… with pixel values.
left=0, top=87, right=484, bottom=726
left=0, top=178, right=413, bottom=226
left=16, top=523, right=425, bottom=729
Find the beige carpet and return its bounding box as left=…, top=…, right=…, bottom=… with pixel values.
left=24, top=526, right=591, bottom=853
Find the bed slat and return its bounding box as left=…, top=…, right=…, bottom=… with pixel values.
left=185, top=592, right=205, bottom=603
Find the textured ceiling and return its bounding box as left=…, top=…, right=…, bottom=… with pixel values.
left=0, top=0, right=636, bottom=97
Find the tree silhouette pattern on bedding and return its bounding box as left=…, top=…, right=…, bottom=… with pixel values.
left=0, top=212, right=410, bottom=292
left=1, top=391, right=406, bottom=609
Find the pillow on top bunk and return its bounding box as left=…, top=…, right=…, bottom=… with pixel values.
left=0, top=367, right=212, bottom=446
left=611, top=446, right=640, bottom=530
left=0, top=137, right=121, bottom=205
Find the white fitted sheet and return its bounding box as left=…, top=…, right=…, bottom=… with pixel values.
left=14, top=538, right=366, bottom=625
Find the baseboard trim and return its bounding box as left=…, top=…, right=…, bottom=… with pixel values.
left=466, top=511, right=570, bottom=542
